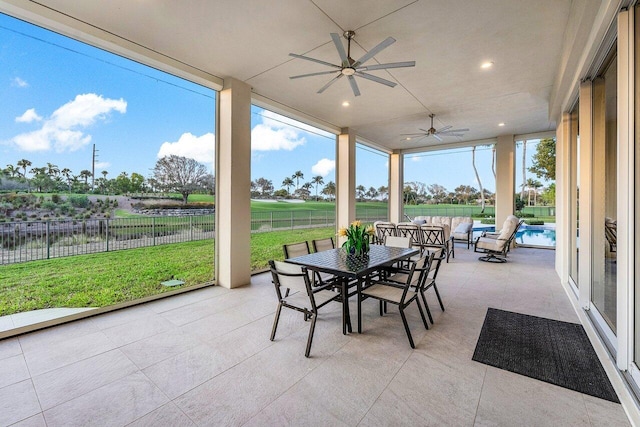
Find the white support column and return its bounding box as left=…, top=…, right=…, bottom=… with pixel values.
left=556, top=112, right=571, bottom=283
left=336, top=128, right=356, bottom=244
left=388, top=151, right=404, bottom=223
left=215, top=78, right=251, bottom=289
left=495, top=135, right=515, bottom=228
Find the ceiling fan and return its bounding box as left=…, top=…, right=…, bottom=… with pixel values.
left=402, top=114, right=469, bottom=142
left=289, top=30, right=415, bottom=97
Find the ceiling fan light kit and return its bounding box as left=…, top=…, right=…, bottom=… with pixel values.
left=289, top=30, right=416, bottom=97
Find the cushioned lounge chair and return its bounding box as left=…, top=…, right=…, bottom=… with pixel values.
left=474, top=216, right=523, bottom=263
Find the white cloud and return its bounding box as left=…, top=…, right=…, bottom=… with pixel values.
left=251, top=124, right=305, bottom=151
left=157, top=132, right=215, bottom=167
left=311, top=158, right=335, bottom=177
left=94, top=162, right=111, bottom=170
left=15, top=108, right=42, bottom=123
left=410, top=155, right=421, bottom=162
left=12, top=77, right=28, bottom=88
left=10, top=93, right=127, bottom=152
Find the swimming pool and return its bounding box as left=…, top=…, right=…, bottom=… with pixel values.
left=472, top=224, right=556, bottom=247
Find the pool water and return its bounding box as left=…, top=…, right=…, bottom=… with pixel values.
left=472, top=225, right=556, bottom=247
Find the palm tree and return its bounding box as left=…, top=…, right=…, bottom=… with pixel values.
left=356, top=185, right=366, bottom=202
left=520, top=140, right=527, bottom=201
left=311, top=175, right=324, bottom=201
left=292, top=170, right=304, bottom=190
left=491, top=145, right=496, bottom=180
left=46, top=162, right=59, bottom=178
left=525, top=178, right=539, bottom=206
left=4, top=164, right=19, bottom=178
left=61, top=168, right=73, bottom=192
left=281, top=177, right=294, bottom=195
left=471, top=146, right=486, bottom=213
left=79, top=169, right=93, bottom=186
left=16, top=159, right=32, bottom=191
left=322, top=181, right=336, bottom=201
left=300, top=182, right=312, bottom=200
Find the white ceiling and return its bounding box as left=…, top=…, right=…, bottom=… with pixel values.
left=4, top=0, right=579, bottom=151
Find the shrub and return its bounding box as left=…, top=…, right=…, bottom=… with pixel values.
left=480, top=218, right=496, bottom=225
left=42, top=200, right=57, bottom=211
left=515, top=212, right=535, bottom=218
left=68, top=195, right=90, bottom=208
left=525, top=219, right=545, bottom=225
left=51, top=194, right=61, bottom=203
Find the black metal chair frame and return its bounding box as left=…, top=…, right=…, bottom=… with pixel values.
left=311, top=237, right=335, bottom=253
left=473, top=219, right=524, bottom=263
left=375, top=222, right=397, bottom=245
left=396, top=223, right=424, bottom=253
left=359, top=256, right=429, bottom=348
left=419, top=224, right=453, bottom=262
left=269, top=260, right=342, bottom=357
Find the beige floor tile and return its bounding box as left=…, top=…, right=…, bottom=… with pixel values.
left=144, top=285, right=229, bottom=314
left=22, top=330, right=117, bottom=376
left=0, top=380, right=41, bottom=426
left=10, top=412, right=47, bottom=427
left=474, top=367, right=591, bottom=426
left=42, top=371, right=168, bottom=427
left=128, top=402, right=196, bottom=427
left=0, top=337, right=22, bottom=360
left=102, top=314, right=176, bottom=347
left=119, top=326, right=205, bottom=369
left=0, top=354, right=30, bottom=389
left=18, top=319, right=99, bottom=353
left=32, top=349, right=138, bottom=410
left=89, top=305, right=155, bottom=330
left=583, top=394, right=631, bottom=426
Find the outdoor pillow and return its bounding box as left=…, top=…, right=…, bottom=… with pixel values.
left=454, top=222, right=473, bottom=234
left=412, top=219, right=426, bottom=225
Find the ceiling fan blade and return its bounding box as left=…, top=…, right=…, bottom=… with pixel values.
left=400, top=133, right=427, bottom=136
left=433, top=134, right=443, bottom=142
left=348, top=75, right=361, bottom=97
left=418, top=128, right=430, bottom=133
left=436, top=125, right=452, bottom=133
left=290, top=70, right=341, bottom=79
left=439, top=128, right=470, bottom=133
left=353, top=36, right=396, bottom=67
left=289, top=53, right=341, bottom=69
left=317, top=74, right=343, bottom=94
left=355, top=71, right=397, bottom=88
left=358, top=61, right=415, bottom=71
left=330, top=33, right=349, bottom=67
left=442, top=133, right=465, bottom=137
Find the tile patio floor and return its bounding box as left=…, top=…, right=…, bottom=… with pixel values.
left=0, top=246, right=632, bottom=426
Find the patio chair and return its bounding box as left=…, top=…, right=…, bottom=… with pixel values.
left=269, top=260, right=342, bottom=357
left=312, top=237, right=335, bottom=252
left=284, top=241, right=335, bottom=287
left=360, top=255, right=430, bottom=348
left=396, top=222, right=424, bottom=253
left=605, top=218, right=617, bottom=253
left=419, top=224, right=452, bottom=262
left=374, top=222, right=397, bottom=245
left=474, top=217, right=524, bottom=263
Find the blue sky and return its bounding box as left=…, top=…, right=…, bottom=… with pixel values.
left=0, top=12, right=549, bottom=194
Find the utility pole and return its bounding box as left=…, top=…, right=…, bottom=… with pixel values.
left=92, top=144, right=99, bottom=191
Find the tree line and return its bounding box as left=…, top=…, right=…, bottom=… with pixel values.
left=1, top=155, right=214, bottom=204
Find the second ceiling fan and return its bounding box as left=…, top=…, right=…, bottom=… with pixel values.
left=289, top=31, right=415, bottom=97
left=402, top=114, right=469, bottom=142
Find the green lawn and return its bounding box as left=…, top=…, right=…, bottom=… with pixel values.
left=0, top=227, right=336, bottom=316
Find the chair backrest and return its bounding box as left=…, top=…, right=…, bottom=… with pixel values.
left=384, top=235, right=412, bottom=248
left=495, top=219, right=524, bottom=251
left=605, top=218, right=617, bottom=251
left=420, top=224, right=446, bottom=246
left=269, top=260, right=311, bottom=297
left=283, top=241, right=311, bottom=258
left=312, top=237, right=335, bottom=252
left=375, top=222, right=397, bottom=243
left=396, top=223, right=423, bottom=247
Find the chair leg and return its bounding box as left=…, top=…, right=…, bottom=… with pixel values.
left=270, top=303, right=283, bottom=341
left=415, top=298, right=429, bottom=330
left=421, top=291, right=433, bottom=324
left=433, top=284, right=445, bottom=311
left=379, top=300, right=384, bottom=316
left=304, top=313, right=318, bottom=358
left=399, top=307, right=415, bottom=349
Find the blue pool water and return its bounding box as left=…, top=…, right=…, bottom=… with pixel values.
left=472, top=224, right=556, bottom=247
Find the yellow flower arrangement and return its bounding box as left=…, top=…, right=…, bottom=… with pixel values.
left=339, top=220, right=373, bottom=256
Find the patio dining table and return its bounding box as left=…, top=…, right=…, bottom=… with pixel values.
left=285, top=245, right=419, bottom=334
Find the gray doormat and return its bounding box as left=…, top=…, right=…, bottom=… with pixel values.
left=472, top=308, right=619, bottom=403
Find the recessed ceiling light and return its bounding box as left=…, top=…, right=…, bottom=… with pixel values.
left=405, top=137, right=412, bottom=141
left=342, top=101, right=350, bottom=107
left=481, top=61, right=494, bottom=69
left=498, top=122, right=505, bottom=127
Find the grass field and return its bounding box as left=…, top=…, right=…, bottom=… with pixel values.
left=0, top=227, right=335, bottom=316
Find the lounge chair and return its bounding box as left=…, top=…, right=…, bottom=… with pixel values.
left=474, top=216, right=523, bottom=263
left=605, top=218, right=617, bottom=253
